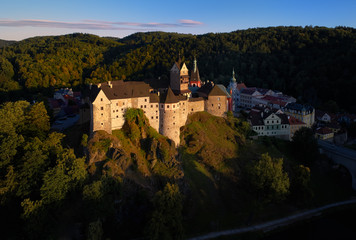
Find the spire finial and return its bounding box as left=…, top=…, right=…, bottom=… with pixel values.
left=231, top=68, right=236, bottom=82
left=194, top=57, right=197, bottom=73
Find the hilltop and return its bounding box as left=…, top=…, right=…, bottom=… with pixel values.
left=0, top=27, right=356, bottom=111
left=0, top=102, right=353, bottom=239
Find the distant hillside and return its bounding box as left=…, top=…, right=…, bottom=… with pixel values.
left=0, top=39, right=16, bottom=48
left=0, top=27, right=356, bottom=111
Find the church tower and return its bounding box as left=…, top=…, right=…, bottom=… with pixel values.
left=189, top=58, right=201, bottom=88
left=227, top=68, right=238, bottom=112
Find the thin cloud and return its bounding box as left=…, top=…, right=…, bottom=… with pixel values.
left=179, top=19, right=204, bottom=26
left=0, top=18, right=204, bottom=30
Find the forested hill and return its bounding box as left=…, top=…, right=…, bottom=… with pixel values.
left=0, top=39, right=16, bottom=48
left=1, top=27, right=356, bottom=111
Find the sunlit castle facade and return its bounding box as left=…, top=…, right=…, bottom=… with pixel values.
left=89, top=57, right=229, bottom=146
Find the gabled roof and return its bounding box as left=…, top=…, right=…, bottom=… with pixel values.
left=90, top=80, right=150, bottom=102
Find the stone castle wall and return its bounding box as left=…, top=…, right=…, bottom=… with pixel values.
left=159, top=102, right=181, bottom=145
left=205, top=95, right=227, bottom=117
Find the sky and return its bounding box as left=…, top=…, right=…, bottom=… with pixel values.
left=0, top=0, right=355, bottom=41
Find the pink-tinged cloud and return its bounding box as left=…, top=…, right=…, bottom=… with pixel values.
left=0, top=18, right=204, bottom=30
left=179, top=19, right=203, bottom=25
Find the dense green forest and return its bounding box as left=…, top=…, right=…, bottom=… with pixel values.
left=1, top=26, right=356, bottom=111
left=0, top=104, right=352, bottom=239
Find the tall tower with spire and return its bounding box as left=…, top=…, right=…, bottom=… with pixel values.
left=189, top=57, right=201, bottom=88
left=227, top=68, right=238, bottom=112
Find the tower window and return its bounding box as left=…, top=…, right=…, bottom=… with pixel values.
left=145, top=99, right=147, bottom=102
left=101, top=98, right=103, bottom=101
left=101, top=107, right=103, bottom=110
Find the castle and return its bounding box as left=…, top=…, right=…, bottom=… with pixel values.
left=89, top=58, right=229, bottom=145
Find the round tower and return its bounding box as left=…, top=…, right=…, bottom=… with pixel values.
left=159, top=88, right=181, bottom=146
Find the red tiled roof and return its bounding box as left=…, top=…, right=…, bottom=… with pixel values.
left=288, top=115, right=306, bottom=125
left=236, top=83, right=247, bottom=91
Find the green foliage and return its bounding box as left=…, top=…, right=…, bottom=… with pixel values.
left=247, top=153, right=290, bottom=204
left=146, top=183, right=184, bottom=240
left=1, top=27, right=356, bottom=110
left=290, top=165, right=314, bottom=205
left=81, top=133, right=88, bottom=147
left=83, top=180, right=104, bottom=201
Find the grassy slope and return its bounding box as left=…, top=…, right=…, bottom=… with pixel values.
left=180, top=113, right=354, bottom=237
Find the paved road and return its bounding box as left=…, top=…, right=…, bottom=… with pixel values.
left=318, top=140, right=356, bottom=160
left=186, top=199, right=356, bottom=240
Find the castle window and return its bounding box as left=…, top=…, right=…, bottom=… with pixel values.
left=212, top=104, right=214, bottom=107
left=156, top=116, right=158, bottom=119
left=144, top=105, right=146, bottom=108
left=121, top=109, right=124, bottom=111
left=161, top=104, right=163, bottom=108
left=218, top=107, right=221, bottom=109
left=167, top=105, right=169, bottom=108
left=151, top=116, right=154, bottom=119
left=151, top=105, right=153, bottom=108
left=123, top=102, right=125, bottom=105
left=101, top=113, right=103, bottom=116
left=145, top=99, right=147, bottom=102
left=101, top=123, right=103, bottom=125
left=101, top=98, right=103, bottom=101
left=191, top=108, right=194, bottom=111
left=116, top=115, right=118, bottom=118
left=156, top=104, right=158, bottom=108
left=173, top=122, right=175, bottom=125
left=101, top=107, right=103, bottom=110
left=173, top=105, right=175, bottom=108
left=116, top=103, right=118, bottom=106
left=141, top=105, right=143, bottom=108
left=113, top=110, right=115, bottom=113
left=116, top=110, right=118, bottom=112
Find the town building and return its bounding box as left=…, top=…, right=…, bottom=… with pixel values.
left=288, top=115, right=306, bottom=140
left=89, top=58, right=229, bottom=146
left=315, top=127, right=334, bottom=141
left=249, top=107, right=290, bottom=140
left=282, top=102, right=315, bottom=127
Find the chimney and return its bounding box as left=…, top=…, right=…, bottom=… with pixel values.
left=108, top=81, right=112, bottom=88
left=98, top=83, right=101, bottom=88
